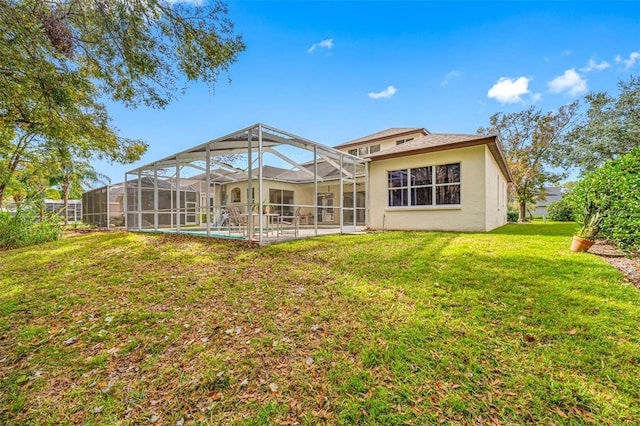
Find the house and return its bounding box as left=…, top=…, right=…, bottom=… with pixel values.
left=83, top=124, right=512, bottom=242
left=334, top=127, right=512, bottom=232
left=529, top=186, right=563, bottom=217
left=1, top=199, right=82, bottom=222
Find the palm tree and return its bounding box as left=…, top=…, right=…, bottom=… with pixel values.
left=49, top=147, right=109, bottom=225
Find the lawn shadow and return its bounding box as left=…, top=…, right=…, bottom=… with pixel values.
left=489, top=222, right=577, bottom=237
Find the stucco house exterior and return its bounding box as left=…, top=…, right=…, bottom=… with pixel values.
left=83, top=124, right=512, bottom=241
left=334, top=127, right=512, bottom=232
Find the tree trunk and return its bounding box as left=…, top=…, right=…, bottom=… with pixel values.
left=62, top=176, right=70, bottom=226
left=518, top=201, right=527, bottom=222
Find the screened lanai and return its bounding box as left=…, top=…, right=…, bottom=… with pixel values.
left=124, top=123, right=368, bottom=244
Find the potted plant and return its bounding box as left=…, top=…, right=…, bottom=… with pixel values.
left=571, top=211, right=601, bottom=252
left=262, top=199, right=273, bottom=214
left=252, top=199, right=273, bottom=214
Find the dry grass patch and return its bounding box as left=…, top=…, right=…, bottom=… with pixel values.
left=1, top=225, right=639, bottom=424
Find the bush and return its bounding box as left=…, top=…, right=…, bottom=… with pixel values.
left=546, top=199, right=574, bottom=221
left=0, top=208, right=62, bottom=250
left=507, top=211, right=519, bottom=222
left=565, top=148, right=640, bottom=251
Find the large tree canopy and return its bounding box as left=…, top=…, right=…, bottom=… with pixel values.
left=561, top=75, right=640, bottom=173
left=479, top=103, right=579, bottom=221
left=0, top=0, right=245, bottom=206
left=1, top=0, right=245, bottom=108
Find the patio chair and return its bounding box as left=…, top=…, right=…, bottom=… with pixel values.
left=212, top=208, right=229, bottom=228
left=278, top=207, right=301, bottom=237
left=226, top=206, right=247, bottom=235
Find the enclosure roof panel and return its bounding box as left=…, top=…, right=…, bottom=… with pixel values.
left=126, top=123, right=364, bottom=176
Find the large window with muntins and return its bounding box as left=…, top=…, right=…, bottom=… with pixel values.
left=388, top=163, right=460, bottom=207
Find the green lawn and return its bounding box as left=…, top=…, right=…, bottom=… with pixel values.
left=1, top=223, right=639, bottom=424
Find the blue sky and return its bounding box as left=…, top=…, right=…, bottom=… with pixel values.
left=95, top=0, right=640, bottom=184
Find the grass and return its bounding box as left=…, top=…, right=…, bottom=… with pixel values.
left=1, top=222, right=639, bottom=424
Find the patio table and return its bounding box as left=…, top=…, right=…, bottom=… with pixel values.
left=240, top=213, right=279, bottom=238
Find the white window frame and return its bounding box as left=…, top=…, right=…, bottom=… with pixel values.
left=387, top=162, right=461, bottom=208
left=395, top=138, right=414, bottom=146
left=350, top=144, right=381, bottom=156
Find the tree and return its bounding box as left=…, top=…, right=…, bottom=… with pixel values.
left=1, top=0, right=245, bottom=108
left=565, top=148, right=640, bottom=252
left=48, top=142, right=110, bottom=225
left=1, top=0, right=244, bottom=204
left=479, top=103, right=579, bottom=222
left=0, top=73, right=146, bottom=203
left=561, top=75, right=640, bottom=173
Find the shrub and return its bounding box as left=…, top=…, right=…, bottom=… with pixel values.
left=0, top=208, right=62, bottom=250
left=546, top=199, right=574, bottom=221
left=507, top=211, right=519, bottom=222
left=565, top=148, right=640, bottom=251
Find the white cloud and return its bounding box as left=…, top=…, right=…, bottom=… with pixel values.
left=531, top=93, right=542, bottom=103
left=487, top=77, right=531, bottom=104
left=619, top=51, right=640, bottom=70
left=548, top=69, right=587, bottom=96
left=308, top=38, right=334, bottom=53
left=581, top=57, right=611, bottom=72
left=367, top=85, right=397, bottom=99
left=440, top=70, right=461, bottom=86
left=615, top=55, right=622, bottom=63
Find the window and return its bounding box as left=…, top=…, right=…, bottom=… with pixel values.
left=435, top=163, right=461, bottom=204
left=350, top=144, right=380, bottom=156
left=388, top=169, right=408, bottom=206
left=388, top=163, right=460, bottom=207
left=395, top=138, right=413, bottom=146
left=269, top=189, right=294, bottom=216
left=230, top=187, right=241, bottom=203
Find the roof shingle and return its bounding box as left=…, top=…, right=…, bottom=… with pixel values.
left=365, top=133, right=513, bottom=182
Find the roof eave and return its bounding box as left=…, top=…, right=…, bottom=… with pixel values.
left=369, top=136, right=513, bottom=183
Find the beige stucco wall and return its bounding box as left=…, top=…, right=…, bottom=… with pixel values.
left=224, top=180, right=306, bottom=211
left=484, top=146, right=508, bottom=231
left=221, top=180, right=362, bottom=225
left=368, top=145, right=490, bottom=232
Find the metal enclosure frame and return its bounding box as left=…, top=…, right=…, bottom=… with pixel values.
left=121, top=123, right=368, bottom=244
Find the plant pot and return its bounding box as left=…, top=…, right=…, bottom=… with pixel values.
left=571, top=235, right=595, bottom=252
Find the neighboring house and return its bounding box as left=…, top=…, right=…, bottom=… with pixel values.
left=44, top=199, right=83, bottom=222
left=529, top=186, right=563, bottom=217
left=334, top=128, right=512, bottom=232
left=83, top=124, right=512, bottom=241
left=1, top=199, right=82, bottom=222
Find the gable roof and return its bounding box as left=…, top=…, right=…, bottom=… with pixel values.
left=536, top=187, right=563, bottom=207
left=334, top=127, right=429, bottom=149
left=367, top=133, right=513, bottom=182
